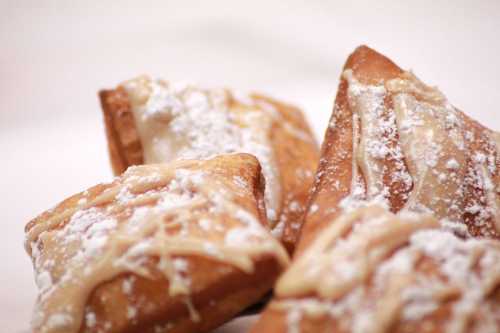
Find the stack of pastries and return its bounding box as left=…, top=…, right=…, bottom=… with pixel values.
left=25, top=46, right=500, bottom=333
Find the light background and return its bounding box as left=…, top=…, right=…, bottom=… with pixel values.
left=1, top=0, right=499, bottom=331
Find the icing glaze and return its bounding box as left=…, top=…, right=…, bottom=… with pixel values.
left=122, top=77, right=312, bottom=227
left=26, top=156, right=289, bottom=333
left=275, top=205, right=500, bottom=333
left=340, top=69, right=500, bottom=237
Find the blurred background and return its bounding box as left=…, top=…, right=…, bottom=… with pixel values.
left=1, top=0, right=499, bottom=331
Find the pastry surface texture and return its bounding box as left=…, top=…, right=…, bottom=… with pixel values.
left=253, top=205, right=500, bottom=333
left=25, top=154, right=289, bottom=333
left=99, top=78, right=319, bottom=251
left=252, top=45, right=500, bottom=333
left=298, top=45, right=500, bottom=252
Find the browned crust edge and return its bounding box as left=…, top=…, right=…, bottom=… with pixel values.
left=99, top=88, right=144, bottom=175
left=251, top=94, right=320, bottom=252
left=296, top=45, right=405, bottom=254
left=84, top=256, right=282, bottom=333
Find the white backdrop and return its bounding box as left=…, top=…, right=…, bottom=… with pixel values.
left=1, top=1, right=499, bottom=331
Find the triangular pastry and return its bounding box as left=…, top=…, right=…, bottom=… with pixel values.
left=252, top=205, right=500, bottom=333
left=252, top=46, right=500, bottom=333
left=25, top=154, right=289, bottom=333
left=99, top=78, right=319, bottom=251
left=298, top=45, right=500, bottom=252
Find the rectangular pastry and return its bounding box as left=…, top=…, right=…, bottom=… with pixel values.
left=25, top=154, right=289, bottom=333
left=99, top=78, right=319, bottom=252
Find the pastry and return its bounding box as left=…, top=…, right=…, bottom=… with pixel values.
left=298, top=45, right=500, bottom=252
left=252, top=45, right=500, bottom=333
left=25, top=153, right=289, bottom=333
left=252, top=205, right=500, bottom=333
left=99, top=78, right=319, bottom=251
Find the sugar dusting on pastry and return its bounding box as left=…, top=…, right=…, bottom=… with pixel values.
left=337, top=68, right=500, bottom=238
left=122, top=77, right=283, bottom=226
left=121, top=77, right=316, bottom=233
left=274, top=205, right=500, bottom=333
left=25, top=155, right=289, bottom=333
left=270, top=48, right=500, bottom=333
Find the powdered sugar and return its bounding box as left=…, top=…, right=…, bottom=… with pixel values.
left=26, top=157, right=290, bottom=333
left=338, top=69, right=500, bottom=238
left=123, top=77, right=283, bottom=227
left=276, top=206, right=500, bottom=333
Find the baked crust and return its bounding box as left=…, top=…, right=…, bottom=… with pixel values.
left=251, top=45, right=500, bottom=333
left=252, top=206, right=500, bottom=333
left=99, top=88, right=144, bottom=176
left=298, top=45, right=500, bottom=253
left=25, top=154, right=289, bottom=333
left=99, top=81, right=319, bottom=252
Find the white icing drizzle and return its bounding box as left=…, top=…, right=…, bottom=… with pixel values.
left=340, top=69, right=500, bottom=237
left=389, top=74, right=466, bottom=221
left=268, top=56, right=500, bottom=333
left=26, top=157, right=289, bottom=333
left=274, top=205, right=500, bottom=333
left=121, top=77, right=311, bottom=227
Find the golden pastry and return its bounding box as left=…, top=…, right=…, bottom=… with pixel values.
left=252, top=45, right=500, bottom=333
left=252, top=205, right=500, bottom=333
left=99, top=78, right=319, bottom=252
left=298, top=45, right=500, bottom=253
left=25, top=154, right=289, bottom=333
